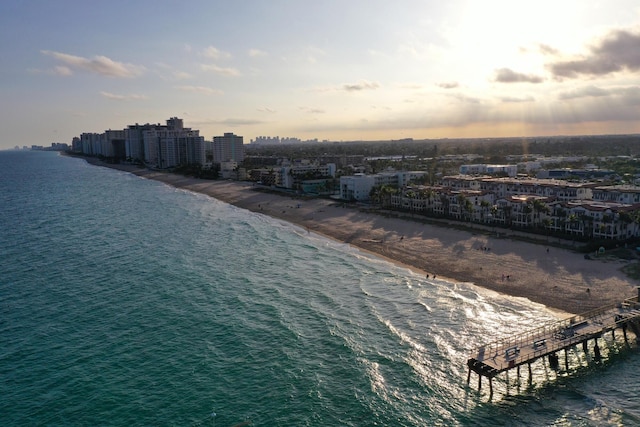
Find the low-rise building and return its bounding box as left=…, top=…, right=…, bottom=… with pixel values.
left=340, top=174, right=375, bottom=201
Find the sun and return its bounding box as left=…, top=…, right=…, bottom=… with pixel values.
left=443, top=0, right=591, bottom=88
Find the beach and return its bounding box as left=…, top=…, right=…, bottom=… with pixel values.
left=95, top=160, right=638, bottom=315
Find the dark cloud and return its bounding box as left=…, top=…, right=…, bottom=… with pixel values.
left=548, top=28, right=640, bottom=79
left=493, top=68, right=544, bottom=83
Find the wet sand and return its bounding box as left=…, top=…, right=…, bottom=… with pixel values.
left=90, top=159, right=639, bottom=315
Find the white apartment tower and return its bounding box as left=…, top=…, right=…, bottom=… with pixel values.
left=212, top=132, right=244, bottom=164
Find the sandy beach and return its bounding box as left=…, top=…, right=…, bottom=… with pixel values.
left=93, top=160, right=638, bottom=315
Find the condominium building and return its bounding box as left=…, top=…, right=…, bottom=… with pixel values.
left=213, top=132, right=244, bottom=164
left=143, top=127, right=205, bottom=168
left=74, top=117, right=205, bottom=168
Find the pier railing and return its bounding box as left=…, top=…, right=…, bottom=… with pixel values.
left=471, top=296, right=639, bottom=371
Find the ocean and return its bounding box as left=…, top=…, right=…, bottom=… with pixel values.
left=1, top=150, right=639, bottom=426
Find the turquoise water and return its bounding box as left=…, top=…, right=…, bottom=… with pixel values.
left=1, top=150, right=640, bottom=426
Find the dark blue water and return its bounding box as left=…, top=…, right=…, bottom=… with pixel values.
left=1, top=150, right=639, bottom=426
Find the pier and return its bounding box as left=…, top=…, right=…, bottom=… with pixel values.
left=467, top=294, right=640, bottom=398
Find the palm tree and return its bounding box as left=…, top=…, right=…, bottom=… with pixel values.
left=504, top=205, right=513, bottom=226
left=567, top=213, right=580, bottom=235
left=404, top=189, right=416, bottom=211
left=522, top=202, right=533, bottom=228
left=532, top=199, right=550, bottom=229
left=580, top=214, right=594, bottom=239
left=379, top=184, right=396, bottom=209
left=439, top=194, right=450, bottom=217
left=632, top=210, right=640, bottom=238
left=464, top=199, right=474, bottom=222
left=423, top=188, right=436, bottom=216
left=620, top=210, right=640, bottom=238
left=618, top=211, right=633, bottom=230
left=490, top=205, right=498, bottom=225
left=415, top=189, right=428, bottom=214
left=456, top=194, right=467, bottom=220
left=369, top=186, right=381, bottom=204
left=480, top=200, right=490, bottom=223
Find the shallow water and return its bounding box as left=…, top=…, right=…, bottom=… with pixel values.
left=1, top=150, right=639, bottom=426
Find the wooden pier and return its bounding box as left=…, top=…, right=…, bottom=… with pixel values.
left=467, top=295, right=640, bottom=398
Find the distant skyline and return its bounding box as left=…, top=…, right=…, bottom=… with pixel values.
left=1, top=0, right=640, bottom=149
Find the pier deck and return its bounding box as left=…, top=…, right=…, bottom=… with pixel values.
left=467, top=296, right=640, bottom=396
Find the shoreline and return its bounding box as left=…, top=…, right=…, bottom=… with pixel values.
left=83, top=157, right=639, bottom=315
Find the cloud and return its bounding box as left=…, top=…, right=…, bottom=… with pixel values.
left=41, top=50, right=144, bottom=78
left=54, top=66, right=73, bottom=76
left=220, top=118, right=264, bottom=125
left=447, top=93, right=482, bottom=104
left=493, top=68, right=544, bottom=83
left=257, top=107, right=276, bottom=113
left=499, top=95, right=535, bottom=103
left=174, top=85, right=223, bottom=95
left=27, top=65, right=73, bottom=76
left=557, top=85, right=640, bottom=106
left=249, top=48, right=268, bottom=57
left=342, top=80, right=380, bottom=92
left=548, top=28, right=640, bottom=79
left=201, top=64, right=241, bottom=76
left=558, top=85, right=609, bottom=100
left=202, top=46, right=231, bottom=60
left=299, top=107, right=326, bottom=114
left=618, top=86, right=640, bottom=105
left=173, top=71, right=192, bottom=80
left=100, top=91, right=148, bottom=101
left=437, top=81, right=459, bottom=89
left=308, top=80, right=380, bottom=93
left=196, top=118, right=264, bottom=126
left=538, top=43, right=559, bottom=56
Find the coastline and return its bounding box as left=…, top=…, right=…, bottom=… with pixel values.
left=84, top=158, right=638, bottom=315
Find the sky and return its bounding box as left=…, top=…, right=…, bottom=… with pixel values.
left=1, top=0, right=640, bottom=149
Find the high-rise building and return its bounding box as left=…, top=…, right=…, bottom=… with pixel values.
left=212, top=132, right=244, bottom=164
left=75, top=117, right=205, bottom=168
left=143, top=125, right=205, bottom=168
